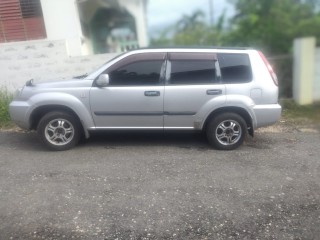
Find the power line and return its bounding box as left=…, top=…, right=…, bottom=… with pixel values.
left=209, top=0, right=214, bottom=26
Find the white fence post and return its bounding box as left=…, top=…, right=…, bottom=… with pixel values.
left=293, top=37, right=316, bottom=105
left=314, top=48, right=320, bottom=102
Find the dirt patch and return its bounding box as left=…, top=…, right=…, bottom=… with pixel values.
left=257, top=117, right=320, bottom=134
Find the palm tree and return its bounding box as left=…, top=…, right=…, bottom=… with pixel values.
left=176, top=10, right=206, bottom=33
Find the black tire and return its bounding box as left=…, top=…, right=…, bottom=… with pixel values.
left=206, top=112, right=247, bottom=150
left=37, top=111, right=81, bottom=151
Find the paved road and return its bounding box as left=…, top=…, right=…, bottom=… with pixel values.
left=0, top=128, right=319, bottom=240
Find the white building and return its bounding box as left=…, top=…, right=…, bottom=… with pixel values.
left=0, top=0, right=149, bottom=56
left=0, top=0, right=149, bottom=89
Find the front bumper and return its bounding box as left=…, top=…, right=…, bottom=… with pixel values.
left=9, top=101, right=32, bottom=130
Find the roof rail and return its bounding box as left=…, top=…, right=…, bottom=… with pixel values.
left=133, top=46, right=255, bottom=51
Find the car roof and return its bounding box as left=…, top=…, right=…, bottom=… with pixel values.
left=127, top=47, right=256, bottom=54
left=139, top=46, right=254, bottom=50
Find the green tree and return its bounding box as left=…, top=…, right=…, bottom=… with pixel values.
left=150, top=10, right=227, bottom=47
left=175, top=10, right=206, bottom=33
left=151, top=0, right=320, bottom=54
left=173, top=10, right=207, bottom=45
left=150, top=28, right=174, bottom=46
left=227, top=0, right=320, bottom=54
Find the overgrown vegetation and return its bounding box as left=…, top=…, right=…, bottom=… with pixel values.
left=151, top=0, right=320, bottom=55
left=281, top=99, right=320, bottom=125
left=0, top=89, right=13, bottom=128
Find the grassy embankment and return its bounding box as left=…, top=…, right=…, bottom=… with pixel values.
left=0, top=88, right=13, bottom=129
left=281, top=99, right=320, bottom=126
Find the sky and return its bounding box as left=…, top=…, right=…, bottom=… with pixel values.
left=147, top=0, right=235, bottom=37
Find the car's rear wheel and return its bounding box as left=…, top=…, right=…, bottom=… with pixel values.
left=37, top=111, right=81, bottom=151
left=207, top=112, right=247, bottom=150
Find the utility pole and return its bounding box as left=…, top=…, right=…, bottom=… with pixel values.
left=209, top=0, right=214, bottom=26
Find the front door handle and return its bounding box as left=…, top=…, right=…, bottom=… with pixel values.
left=207, top=89, right=222, bottom=95
left=144, top=91, right=160, bottom=97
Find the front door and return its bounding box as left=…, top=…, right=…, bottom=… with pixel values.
left=90, top=52, right=166, bottom=129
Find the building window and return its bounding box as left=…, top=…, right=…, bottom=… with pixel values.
left=0, top=0, right=46, bottom=43
left=20, top=0, right=43, bottom=18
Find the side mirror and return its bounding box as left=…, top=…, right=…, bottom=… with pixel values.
left=96, top=74, right=110, bottom=87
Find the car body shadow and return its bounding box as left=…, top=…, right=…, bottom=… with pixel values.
left=0, top=130, right=274, bottom=152
left=83, top=130, right=211, bottom=150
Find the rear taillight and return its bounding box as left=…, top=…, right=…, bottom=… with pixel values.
left=258, top=51, right=278, bottom=86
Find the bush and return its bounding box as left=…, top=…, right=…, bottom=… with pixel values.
left=0, top=88, right=13, bottom=128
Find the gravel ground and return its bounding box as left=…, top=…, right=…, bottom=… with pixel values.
left=0, top=124, right=319, bottom=240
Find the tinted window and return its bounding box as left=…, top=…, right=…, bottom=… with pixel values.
left=108, top=60, right=163, bottom=86
left=169, top=53, right=216, bottom=85
left=218, top=53, right=252, bottom=83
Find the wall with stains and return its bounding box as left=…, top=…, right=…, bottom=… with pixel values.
left=0, top=39, right=116, bottom=91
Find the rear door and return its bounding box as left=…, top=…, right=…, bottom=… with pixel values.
left=164, top=52, right=226, bottom=129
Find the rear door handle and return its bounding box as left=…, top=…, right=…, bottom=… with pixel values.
left=144, top=91, right=160, bottom=97
left=207, top=89, right=222, bottom=95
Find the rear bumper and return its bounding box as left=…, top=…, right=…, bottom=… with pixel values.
left=253, top=104, right=282, bottom=129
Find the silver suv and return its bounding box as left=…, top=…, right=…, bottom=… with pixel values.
left=9, top=48, right=281, bottom=151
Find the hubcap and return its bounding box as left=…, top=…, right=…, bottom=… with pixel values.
left=215, top=120, right=242, bottom=146
left=44, top=119, right=74, bottom=146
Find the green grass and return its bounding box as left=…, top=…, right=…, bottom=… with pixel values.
left=0, top=88, right=13, bottom=128
left=281, top=99, right=320, bottom=125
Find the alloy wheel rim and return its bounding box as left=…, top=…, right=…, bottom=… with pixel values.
left=215, top=119, right=242, bottom=146
left=44, top=119, right=74, bottom=146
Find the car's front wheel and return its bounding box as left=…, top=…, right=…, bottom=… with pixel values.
left=37, top=111, right=81, bottom=151
left=207, top=112, right=247, bottom=150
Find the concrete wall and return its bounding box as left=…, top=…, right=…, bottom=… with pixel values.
left=315, top=48, right=320, bottom=102
left=0, top=39, right=116, bottom=91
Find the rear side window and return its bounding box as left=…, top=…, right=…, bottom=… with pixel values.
left=218, top=53, right=252, bottom=83
left=169, top=53, right=217, bottom=85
